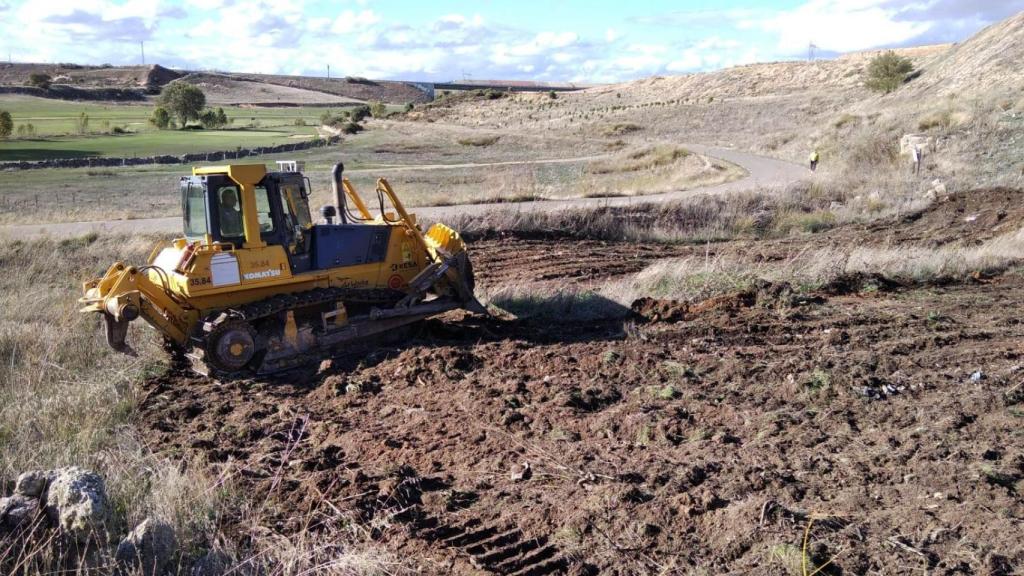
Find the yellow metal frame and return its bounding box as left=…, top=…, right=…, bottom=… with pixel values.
left=79, top=165, right=473, bottom=349
left=194, top=164, right=268, bottom=249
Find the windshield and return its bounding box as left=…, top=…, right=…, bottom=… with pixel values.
left=182, top=179, right=208, bottom=239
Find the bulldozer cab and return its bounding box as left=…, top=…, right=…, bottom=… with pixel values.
left=180, top=166, right=315, bottom=272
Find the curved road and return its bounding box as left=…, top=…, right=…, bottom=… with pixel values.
left=0, top=144, right=807, bottom=239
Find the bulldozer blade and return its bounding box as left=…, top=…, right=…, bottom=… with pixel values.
left=103, top=313, right=136, bottom=356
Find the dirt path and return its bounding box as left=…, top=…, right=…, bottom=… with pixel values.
left=0, top=144, right=805, bottom=239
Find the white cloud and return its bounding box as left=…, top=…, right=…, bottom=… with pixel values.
left=330, top=9, right=379, bottom=34
left=753, top=0, right=933, bottom=54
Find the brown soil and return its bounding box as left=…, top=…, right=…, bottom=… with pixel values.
left=138, top=190, right=1024, bottom=575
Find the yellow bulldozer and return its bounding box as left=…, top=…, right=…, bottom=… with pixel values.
left=79, top=161, right=484, bottom=378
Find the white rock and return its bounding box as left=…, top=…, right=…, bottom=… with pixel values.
left=43, top=466, right=111, bottom=543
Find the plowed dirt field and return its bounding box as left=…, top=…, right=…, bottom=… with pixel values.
left=139, top=189, right=1024, bottom=575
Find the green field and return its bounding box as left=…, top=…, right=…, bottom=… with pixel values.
left=0, top=96, right=353, bottom=160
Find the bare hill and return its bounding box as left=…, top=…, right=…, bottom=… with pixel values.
left=0, top=63, right=428, bottom=105
left=180, top=73, right=364, bottom=106
left=226, top=72, right=432, bottom=104
left=901, top=12, right=1024, bottom=96
left=0, top=63, right=182, bottom=90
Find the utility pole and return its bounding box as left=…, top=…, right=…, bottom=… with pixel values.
left=808, top=42, right=818, bottom=62
left=327, top=64, right=330, bottom=79
left=140, top=41, right=145, bottom=65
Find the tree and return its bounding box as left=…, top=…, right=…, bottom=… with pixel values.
left=198, top=107, right=230, bottom=129
left=865, top=51, right=915, bottom=94
left=27, top=73, right=51, bottom=90
left=157, top=81, right=206, bottom=127
left=150, top=107, right=171, bottom=129
left=199, top=109, right=218, bottom=129
left=0, top=111, right=12, bottom=139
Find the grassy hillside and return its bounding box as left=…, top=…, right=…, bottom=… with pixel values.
left=0, top=96, right=338, bottom=160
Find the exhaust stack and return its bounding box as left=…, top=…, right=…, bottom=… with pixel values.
left=331, top=162, right=347, bottom=224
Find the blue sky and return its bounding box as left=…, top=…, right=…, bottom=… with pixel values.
left=2, top=0, right=1022, bottom=82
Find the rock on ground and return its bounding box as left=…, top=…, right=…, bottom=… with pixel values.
left=190, top=550, right=235, bottom=576
left=43, top=466, right=111, bottom=543
left=0, top=494, right=40, bottom=532
left=116, top=518, right=177, bottom=576
left=15, top=470, right=52, bottom=498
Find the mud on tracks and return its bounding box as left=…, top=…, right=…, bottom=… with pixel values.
left=140, top=269, right=1024, bottom=574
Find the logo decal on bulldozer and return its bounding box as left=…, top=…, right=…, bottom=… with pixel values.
left=243, top=269, right=282, bottom=281
left=388, top=274, right=406, bottom=289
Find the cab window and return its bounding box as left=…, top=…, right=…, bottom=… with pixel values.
left=280, top=184, right=311, bottom=229
left=182, top=181, right=208, bottom=239
left=216, top=186, right=244, bottom=239
left=216, top=185, right=275, bottom=239
left=254, top=186, right=275, bottom=233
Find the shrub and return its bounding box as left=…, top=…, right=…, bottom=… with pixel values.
left=833, top=114, right=860, bottom=129
left=340, top=121, right=363, bottom=134
left=457, top=135, right=500, bottom=147
left=0, top=111, right=12, bottom=139
left=404, top=102, right=414, bottom=113
left=157, top=81, right=207, bottom=127
left=369, top=101, right=387, bottom=118
left=199, top=107, right=229, bottom=129
left=198, top=109, right=218, bottom=129
left=865, top=51, right=915, bottom=94
left=27, top=73, right=52, bottom=89
left=602, top=123, right=642, bottom=136
left=75, top=112, right=89, bottom=135
left=293, top=117, right=307, bottom=126
left=917, top=109, right=967, bottom=132
left=149, top=106, right=172, bottom=129
left=548, top=90, right=558, bottom=100
left=350, top=105, right=371, bottom=122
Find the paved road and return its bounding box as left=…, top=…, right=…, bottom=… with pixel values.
left=0, top=144, right=807, bottom=239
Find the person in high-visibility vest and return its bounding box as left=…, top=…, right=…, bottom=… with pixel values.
left=809, top=150, right=820, bottom=172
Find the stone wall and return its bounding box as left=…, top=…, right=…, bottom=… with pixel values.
left=0, top=135, right=342, bottom=171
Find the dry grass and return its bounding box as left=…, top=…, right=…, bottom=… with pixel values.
left=454, top=181, right=886, bottom=245
left=585, top=145, right=691, bottom=174
left=483, top=225, right=1024, bottom=324
left=0, top=234, right=397, bottom=575
left=612, top=225, right=1024, bottom=305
